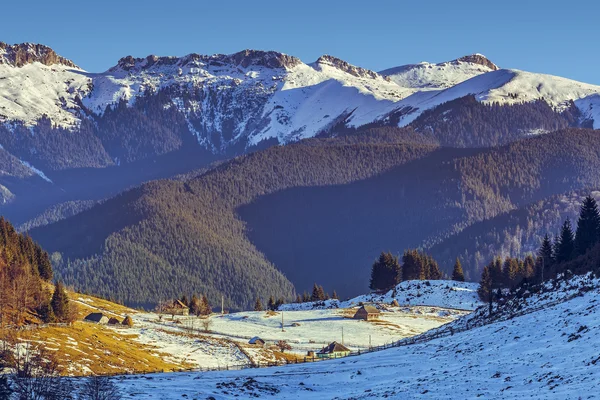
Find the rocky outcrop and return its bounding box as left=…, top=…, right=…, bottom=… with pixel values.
left=316, top=55, right=389, bottom=81
left=0, top=42, right=78, bottom=68
left=112, top=49, right=302, bottom=73
left=455, top=54, right=498, bottom=70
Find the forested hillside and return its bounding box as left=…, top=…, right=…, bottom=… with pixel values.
left=31, top=128, right=437, bottom=309
left=30, top=128, right=600, bottom=307
left=429, top=191, right=600, bottom=279
left=0, top=217, right=55, bottom=326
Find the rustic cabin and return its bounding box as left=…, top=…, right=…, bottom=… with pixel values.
left=353, top=305, right=381, bottom=321
left=84, top=313, right=109, bottom=324
left=166, top=300, right=190, bottom=316
left=317, top=341, right=351, bottom=359
left=248, top=336, right=266, bottom=346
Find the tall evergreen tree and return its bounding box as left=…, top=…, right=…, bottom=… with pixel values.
left=477, top=265, right=492, bottom=302
left=200, top=295, right=211, bottom=315
left=451, top=258, right=465, bottom=281
left=51, top=282, right=70, bottom=322
left=332, top=290, right=338, bottom=300
left=267, top=295, right=276, bottom=311
left=369, top=252, right=401, bottom=291
left=254, top=297, right=263, bottom=311
left=575, top=195, right=600, bottom=255
left=555, top=219, right=576, bottom=263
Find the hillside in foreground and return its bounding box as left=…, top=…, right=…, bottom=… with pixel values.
left=112, top=273, right=600, bottom=399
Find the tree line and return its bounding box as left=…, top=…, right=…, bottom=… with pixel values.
left=0, top=216, right=76, bottom=326
left=478, top=195, right=600, bottom=300
left=369, top=250, right=465, bottom=292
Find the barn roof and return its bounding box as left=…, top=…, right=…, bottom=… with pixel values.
left=358, top=305, right=380, bottom=314
left=319, top=341, right=351, bottom=354
left=173, top=300, right=189, bottom=309
left=84, top=312, right=107, bottom=322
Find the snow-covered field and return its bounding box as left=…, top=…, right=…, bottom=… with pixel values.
left=92, top=280, right=475, bottom=369
left=280, top=280, right=482, bottom=311
left=113, top=273, right=600, bottom=399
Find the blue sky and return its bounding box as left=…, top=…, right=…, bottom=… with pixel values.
left=2, top=0, right=599, bottom=83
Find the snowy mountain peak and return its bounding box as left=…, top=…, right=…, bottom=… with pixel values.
left=380, top=53, right=500, bottom=91
left=315, top=55, right=388, bottom=81
left=0, top=42, right=78, bottom=68
left=454, top=53, right=499, bottom=70
left=110, top=49, right=302, bottom=74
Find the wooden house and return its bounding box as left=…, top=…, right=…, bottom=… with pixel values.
left=317, top=341, right=351, bottom=359
left=353, top=305, right=381, bottom=321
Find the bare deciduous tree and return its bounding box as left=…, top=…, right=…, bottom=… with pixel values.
left=78, top=375, right=122, bottom=400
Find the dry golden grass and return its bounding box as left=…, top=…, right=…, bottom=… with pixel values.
left=20, top=322, right=184, bottom=376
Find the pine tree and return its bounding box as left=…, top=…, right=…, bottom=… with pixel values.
left=267, top=295, right=276, bottom=311
left=200, top=295, right=211, bottom=315
left=332, top=290, right=338, bottom=300
left=451, top=258, right=465, bottom=281
left=254, top=297, right=263, bottom=311
left=302, top=292, right=310, bottom=302
left=51, top=282, right=70, bottom=322
left=555, top=219, right=576, bottom=263
left=370, top=252, right=401, bottom=291
left=38, top=295, right=56, bottom=323
left=427, top=256, right=443, bottom=280
left=477, top=265, right=492, bottom=301
left=575, top=195, right=600, bottom=255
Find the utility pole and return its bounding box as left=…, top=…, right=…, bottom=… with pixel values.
left=369, top=334, right=372, bottom=350
left=342, top=327, right=344, bottom=345
left=221, top=295, right=224, bottom=315
left=281, top=311, right=284, bottom=332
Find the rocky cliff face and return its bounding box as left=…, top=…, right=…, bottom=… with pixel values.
left=455, top=54, right=499, bottom=71
left=0, top=42, right=78, bottom=68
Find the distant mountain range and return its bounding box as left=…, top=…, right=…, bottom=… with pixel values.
left=3, top=42, right=600, bottom=309
left=1, top=43, right=599, bottom=216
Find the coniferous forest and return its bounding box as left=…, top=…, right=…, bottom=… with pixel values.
left=24, top=126, right=600, bottom=309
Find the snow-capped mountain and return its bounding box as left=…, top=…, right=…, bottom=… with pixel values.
left=380, top=53, right=498, bottom=90
left=2, top=42, right=600, bottom=214
left=2, top=42, right=599, bottom=155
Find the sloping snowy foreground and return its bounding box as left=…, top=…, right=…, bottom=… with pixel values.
left=114, top=274, right=600, bottom=399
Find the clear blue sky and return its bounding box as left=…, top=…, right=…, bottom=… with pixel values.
left=2, top=0, right=599, bottom=84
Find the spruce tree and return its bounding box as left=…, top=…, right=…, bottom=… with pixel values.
left=332, top=290, right=338, bottom=300
left=427, top=256, right=443, bottom=280
left=555, top=219, right=575, bottom=263
left=370, top=252, right=401, bottom=291
left=477, top=265, right=492, bottom=302
left=451, top=258, right=465, bottom=281
left=254, top=297, right=263, bottom=311
left=200, top=295, right=211, bottom=315
left=401, top=250, right=421, bottom=281
left=51, top=282, right=70, bottom=322
left=575, top=195, right=600, bottom=255
left=267, top=295, right=276, bottom=310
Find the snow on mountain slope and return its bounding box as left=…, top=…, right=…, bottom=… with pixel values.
left=380, top=53, right=498, bottom=90
left=280, top=280, right=482, bottom=311
left=2, top=43, right=600, bottom=154
left=394, top=68, right=600, bottom=126
left=0, top=62, right=89, bottom=127
left=115, top=274, right=600, bottom=399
